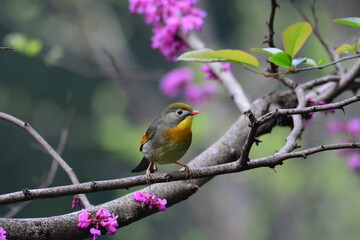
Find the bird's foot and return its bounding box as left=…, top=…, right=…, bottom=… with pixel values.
left=146, top=169, right=153, bottom=186
left=184, top=165, right=194, bottom=181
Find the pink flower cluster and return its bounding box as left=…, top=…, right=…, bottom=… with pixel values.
left=129, top=0, right=206, bottom=60
left=133, top=191, right=167, bottom=211
left=328, top=118, right=360, bottom=171
left=160, top=67, right=216, bottom=104
left=0, top=227, right=7, bottom=240
left=78, top=208, right=119, bottom=240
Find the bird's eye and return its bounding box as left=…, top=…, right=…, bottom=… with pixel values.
left=176, top=109, right=183, bottom=115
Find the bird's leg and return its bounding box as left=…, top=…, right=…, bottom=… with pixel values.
left=175, top=162, right=194, bottom=180
left=146, top=162, right=154, bottom=186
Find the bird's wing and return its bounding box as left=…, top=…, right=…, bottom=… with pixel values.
left=139, top=117, right=160, bottom=151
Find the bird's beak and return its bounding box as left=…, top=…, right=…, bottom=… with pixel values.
left=191, top=110, right=200, bottom=115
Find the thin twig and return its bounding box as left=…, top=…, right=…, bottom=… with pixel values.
left=264, top=0, right=280, bottom=73
left=259, top=95, right=360, bottom=124
left=0, top=47, right=13, bottom=50
left=295, top=54, right=360, bottom=72
left=0, top=112, right=91, bottom=207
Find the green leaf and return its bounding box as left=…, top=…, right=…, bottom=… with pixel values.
left=251, top=47, right=283, bottom=56
left=317, top=59, right=327, bottom=66
left=335, top=43, right=357, bottom=53
left=269, top=52, right=292, bottom=67
left=282, top=22, right=313, bottom=57
left=24, top=39, right=42, bottom=56
left=334, top=17, right=360, bottom=28
left=303, top=58, right=317, bottom=67
left=177, top=48, right=226, bottom=62
left=178, top=48, right=260, bottom=69
left=292, top=57, right=307, bottom=67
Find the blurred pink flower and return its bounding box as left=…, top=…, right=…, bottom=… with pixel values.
left=346, top=118, right=360, bottom=137
left=184, top=82, right=216, bottom=104
left=160, top=67, right=192, bottom=98
left=348, top=154, right=360, bottom=171
left=328, top=120, right=346, bottom=135
left=201, top=63, right=231, bottom=80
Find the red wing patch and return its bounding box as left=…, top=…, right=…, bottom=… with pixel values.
left=140, top=134, right=147, bottom=146
left=140, top=132, right=154, bottom=151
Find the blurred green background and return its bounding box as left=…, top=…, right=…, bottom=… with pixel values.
left=0, top=0, right=360, bottom=239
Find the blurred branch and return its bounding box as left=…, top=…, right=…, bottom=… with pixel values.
left=181, top=31, right=251, bottom=112
left=0, top=112, right=90, bottom=207
left=299, top=75, right=339, bottom=90
left=0, top=47, right=13, bottom=50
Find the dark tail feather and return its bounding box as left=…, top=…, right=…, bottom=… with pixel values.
left=131, top=158, right=157, bottom=173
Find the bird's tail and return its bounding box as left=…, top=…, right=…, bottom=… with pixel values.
left=131, top=158, right=157, bottom=173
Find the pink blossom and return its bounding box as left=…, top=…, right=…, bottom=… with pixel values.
left=77, top=208, right=119, bottom=238
left=348, top=154, right=360, bottom=171
left=160, top=67, right=192, bottom=98
left=184, top=82, right=217, bottom=104
left=129, top=0, right=206, bottom=60
left=133, top=191, right=168, bottom=211
left=78, top=209, right=92, bottom=229
left=155, top=198, right=168, bottom=211
left=346, top=118, right=360, bottom=137
left=0, top=227, right=7, bottom=240
left=71, top=196, right=82, bottom=209
left=89, top=228, right=101, bottom=240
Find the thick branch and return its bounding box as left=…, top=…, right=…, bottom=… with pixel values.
left=0, top=88, right=359, bottom=239
left=1, top=141, right=359, bottom=239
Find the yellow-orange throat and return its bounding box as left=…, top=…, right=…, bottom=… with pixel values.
left=164, top=116, right=193, bottom=142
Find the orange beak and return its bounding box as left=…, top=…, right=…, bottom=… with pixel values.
left=191, top=110, right=200, bottom=115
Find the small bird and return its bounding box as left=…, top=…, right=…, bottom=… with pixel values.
left=132, top=103, right=199, bottom=184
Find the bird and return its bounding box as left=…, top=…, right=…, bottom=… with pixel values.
left=131, top=103, right=199, bottom=184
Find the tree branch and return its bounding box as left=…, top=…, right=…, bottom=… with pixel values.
left=0, top=141, right=359, bottom=239
left=1, top=94, right=358, bottom=206
left=0, top=112, right=91, bottom=207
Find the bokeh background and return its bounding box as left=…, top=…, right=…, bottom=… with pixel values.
left=0, top=0, right=360, bottom=239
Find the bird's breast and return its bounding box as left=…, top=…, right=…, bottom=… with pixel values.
left=163, top=116, right=193, bottom=144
